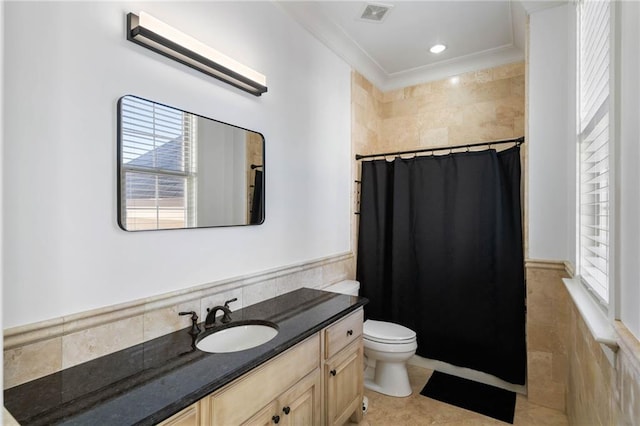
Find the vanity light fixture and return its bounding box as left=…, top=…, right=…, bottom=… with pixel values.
left=429, top=44, right=447, bottom=54
left=126, top=12, right=267, bottom=96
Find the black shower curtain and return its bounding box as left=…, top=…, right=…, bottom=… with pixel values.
left=356, top=146, right=526, bottom=385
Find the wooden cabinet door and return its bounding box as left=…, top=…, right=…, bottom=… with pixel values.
left=242, top=401, right=280, bottom=426
left=157, top=403, right=200, bottom=426
left=325, top=340, right=363, bottom=426
left=242, top=370, right=320, bottom=426
left=204, top=335, right=319, bottom=425
left=278, top=370, right=321, bottom=426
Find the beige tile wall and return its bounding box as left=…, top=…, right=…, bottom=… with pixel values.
left=353, top=62, right=525, bottom=158
left=567, top=298, right=618, bottom=425
left=525, top=261, right=571, bottom=412
left=352, top=72, right=383, bottom=160
left=614, top=322, right=640, bottom=425
left=351, top=71, right=384, bottom=257
left=526, top=260, right=640, bottom=424
left=3, top=252, right=355, bottom=389
left=567, top=303, right=640, bottom=425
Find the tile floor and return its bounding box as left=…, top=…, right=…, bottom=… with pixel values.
left=351, top=365, right=569, bottom=425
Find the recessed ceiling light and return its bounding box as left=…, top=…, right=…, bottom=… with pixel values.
left=430, top=44, right=447, bottom=54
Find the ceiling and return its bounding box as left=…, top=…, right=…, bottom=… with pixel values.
left=278, top=1, right=565, bottom=91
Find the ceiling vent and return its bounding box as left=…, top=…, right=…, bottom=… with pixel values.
left=359, top=3, right=393, bottom=23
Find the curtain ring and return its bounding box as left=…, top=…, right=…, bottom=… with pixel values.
left=466, top=145, right=470, bottom=152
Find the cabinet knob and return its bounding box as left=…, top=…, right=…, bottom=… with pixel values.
left=283, top=406, right=291, bottom=415
left=347, top=329, right=353, bottom=336
left=330, top=369, right=337, bottom=376
left=272, top=415, right=280, bottom=424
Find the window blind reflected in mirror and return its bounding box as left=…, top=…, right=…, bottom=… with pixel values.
left=121, top=96, right=196, bottom=230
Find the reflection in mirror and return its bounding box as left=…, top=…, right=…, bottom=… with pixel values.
left=117, top=95, right=264, bottom=231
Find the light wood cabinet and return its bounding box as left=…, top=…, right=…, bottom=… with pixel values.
left=322, top=310, right=364, bottom=426
left=324, top=309, right=364, bottom=360
left=242, top=401, right=279, bottom=426
left=157, top=308, right=364, bottom=426
left=157, top=402, right=201, bottom=426
left=240, top=370, right=320, bottom=426
left=205, top=335, right=320, bottom=425
left=272, top=370, right=321, bottom=426
left=324, top=341, right=363, bottom=426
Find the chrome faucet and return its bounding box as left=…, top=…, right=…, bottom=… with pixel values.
left=204, top=298, right=237, bottom=329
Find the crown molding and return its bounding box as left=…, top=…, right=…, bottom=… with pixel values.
left=381, top=44, right=524, bottom=91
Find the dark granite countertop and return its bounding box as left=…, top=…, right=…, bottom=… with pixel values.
left=4, top=288, right=368, bottom=425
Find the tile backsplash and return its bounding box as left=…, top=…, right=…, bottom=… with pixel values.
left=3, top=252, right=355, bottom=388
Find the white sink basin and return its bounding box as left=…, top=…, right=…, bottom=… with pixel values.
left=196, top=322, right=278, bottom=353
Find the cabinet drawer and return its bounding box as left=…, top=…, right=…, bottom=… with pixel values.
left=207, top=334, right=320, bottom=425
left=324, top=309, right=363, bottom=360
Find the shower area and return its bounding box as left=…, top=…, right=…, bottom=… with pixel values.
left=351, top=63, right=527, bottom=393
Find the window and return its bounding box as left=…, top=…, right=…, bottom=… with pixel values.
left=577, top=0, right=613, bottom=303
left=120, top=97, right=197, bottom=230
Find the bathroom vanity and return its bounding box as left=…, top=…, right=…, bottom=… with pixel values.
left=162, top=309, right=364, bottom=426
left=4, top=289, right=367, bottom=425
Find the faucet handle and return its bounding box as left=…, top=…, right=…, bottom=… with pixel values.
left=224, top=298, right=238, bottom=310
left=179, top=311, right=198, bottom=320
left=178, top=311, right=201, bottom=336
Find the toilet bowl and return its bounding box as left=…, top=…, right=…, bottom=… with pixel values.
left=323, top=280, right=418, bottom=398
left=363, top=319, right=417, bottom=397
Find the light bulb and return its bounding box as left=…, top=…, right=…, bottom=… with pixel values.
left=430, top=44, right=446, bottom=54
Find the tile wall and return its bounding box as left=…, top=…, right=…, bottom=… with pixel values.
left=352, top=62, right=525, bottom=158
left=526, top=260, right=640, bottom=424
left=567, top=299, right=640, bottom=425
left=525, top=261, right=570, bottom=412
left=3, top=253, right=355, bottom=389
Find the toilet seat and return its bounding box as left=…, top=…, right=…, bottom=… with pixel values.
left=363, top=320, right=416, bottom=344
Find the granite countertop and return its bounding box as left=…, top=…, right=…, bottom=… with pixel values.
left=4, top=288, right=368, bottom=425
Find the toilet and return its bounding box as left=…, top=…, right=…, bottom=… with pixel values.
left=324, top=280, right=418, bottom=397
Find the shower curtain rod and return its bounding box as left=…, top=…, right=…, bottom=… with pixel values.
left=355, top=136, right=525, bottom=161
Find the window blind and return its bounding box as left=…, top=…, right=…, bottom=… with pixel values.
left=120, top=97, right=196, bottom=230
left=578, top=0, right=611, bottom=303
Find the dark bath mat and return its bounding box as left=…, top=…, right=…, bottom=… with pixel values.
left=420, top=371, right=516, bottom=424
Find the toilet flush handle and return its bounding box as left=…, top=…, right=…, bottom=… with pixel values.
left=347, top=329, right=353, bottom=336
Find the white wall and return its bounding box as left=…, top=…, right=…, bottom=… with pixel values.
left=527, top=4, right=576, bottom=263
left=2, top=2, right=351, bottom=328
left=617, top=0, right=640, bottom=338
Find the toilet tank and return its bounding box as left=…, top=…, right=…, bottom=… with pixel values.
left=324, top=280, right=360, bottom=296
